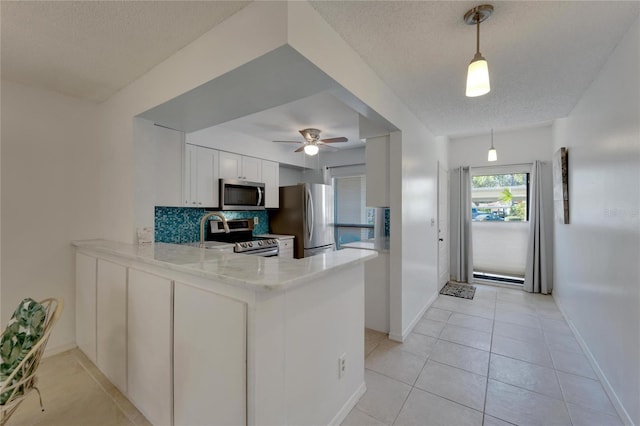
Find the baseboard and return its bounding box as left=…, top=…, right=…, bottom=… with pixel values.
left=389, top=290, right=438, bottom=343
left=553, top=296, right=634, bottom=426
left=328, top=381, right=367, bottom=426
left=44, top=342, right=77, bottom=358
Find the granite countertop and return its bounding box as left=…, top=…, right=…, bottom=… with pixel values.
left=182, top=241, right=235, bottom=249
left=341, top=238, right=390, bottom=253
left=73, top=240, right=376, bottom=292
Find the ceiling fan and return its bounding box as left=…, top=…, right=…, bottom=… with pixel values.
left=273, top=128, right=348, bottom=156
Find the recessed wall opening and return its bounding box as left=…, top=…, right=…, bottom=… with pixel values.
left=471, top=168, right=531, bottom=286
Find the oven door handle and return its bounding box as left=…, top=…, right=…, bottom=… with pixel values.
left=238, top=247, right=279, bottom=257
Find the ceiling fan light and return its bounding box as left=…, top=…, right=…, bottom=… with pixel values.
left=466, top=55, right=490, bottom=97
left=304, top=144, right=319, bottom=156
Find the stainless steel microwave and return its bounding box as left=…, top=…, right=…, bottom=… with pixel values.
left=219, top=179, right=265, bottom=210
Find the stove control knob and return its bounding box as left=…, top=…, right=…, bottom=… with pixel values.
left=235, top=243, right=241, bottom=250
left=248, top=242, right=253, bottom=247
left=241, top=243, right=247, bottom=248
left=269, top=239, right=275, bottom=244
left=258, top=241, right=263, bottom=246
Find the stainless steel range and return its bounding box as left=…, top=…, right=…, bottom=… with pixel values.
left=207, top=218, right=279, bottom=257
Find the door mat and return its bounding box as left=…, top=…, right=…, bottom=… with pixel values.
left=440, top=283, right=476, bottom=300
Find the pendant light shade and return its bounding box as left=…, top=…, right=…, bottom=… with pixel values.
left=464, top=5, right=493, bottom=98
left=304, top=144, right=319, bottom=156
left=466, top=53, right=490, bottom=97
left=487, top=128, right=497, bottom=162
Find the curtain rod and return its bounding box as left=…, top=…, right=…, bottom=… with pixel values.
left=470, top=162, right=533, bottom=169
left=325, top=163, right=366, bottom=169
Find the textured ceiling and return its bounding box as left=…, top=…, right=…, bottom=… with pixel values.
left=218, top=91, right=363, bottom=151
left=1, top=1, right=250, bottom=102
left=310, top=1, right=640, bottom=137
left=2, top=1, right=638, bottom=138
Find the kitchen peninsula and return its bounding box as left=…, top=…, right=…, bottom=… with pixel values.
left=73, top=240, right=376, bottom=426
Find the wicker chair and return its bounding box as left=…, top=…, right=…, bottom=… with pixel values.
left=0, top=298, right=64, bottom=425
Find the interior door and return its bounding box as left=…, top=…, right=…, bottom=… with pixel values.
left=438, top=162, right=450, bottom=290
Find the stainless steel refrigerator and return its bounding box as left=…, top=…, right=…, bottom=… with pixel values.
left=270, top=183, right=335, bottom=258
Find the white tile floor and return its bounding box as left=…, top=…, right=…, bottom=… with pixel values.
left=343, top=284, right=624, bottom=426
left=9, top=285, right=623, bottom=426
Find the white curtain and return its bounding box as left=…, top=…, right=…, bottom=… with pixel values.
left=450, top=167, right=474, bottom=283
left=524, top=160, right=551, bottom=293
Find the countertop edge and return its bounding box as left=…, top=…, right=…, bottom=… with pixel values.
left=72, top=240, right=376, bottom=292
left=341, top=239, right=390, bottom=253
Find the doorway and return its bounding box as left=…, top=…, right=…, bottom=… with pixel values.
left=437, top=162, right=449, bottom=290
left=470, top=167, right=531, bottom=285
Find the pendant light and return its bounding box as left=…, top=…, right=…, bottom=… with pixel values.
left=303, top=144, right=319, bottom=156
left=488, top=128, right=497, bottom=162
left=464, top=5, right=493, bottom=97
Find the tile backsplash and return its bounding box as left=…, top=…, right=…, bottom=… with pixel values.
left=155, top=206, right=389, bottom=244
left=155, top=207, right=269, bottom=244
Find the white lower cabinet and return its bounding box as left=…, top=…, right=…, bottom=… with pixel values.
left=277, top=237, right=294, bottom=258
left=364, top=252, right=390, bottom=333
left=77, top=253, right=247, bottom=426
left=127, top=269, right=173, bottom=426
left=173, top=282, right=247, bottom=426
left=96, top=259, right=128, bottom=394
left=76, top=253, right=97, bottom=363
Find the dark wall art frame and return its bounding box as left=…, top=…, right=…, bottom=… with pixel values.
left=553, top=147, right=569, bottom=224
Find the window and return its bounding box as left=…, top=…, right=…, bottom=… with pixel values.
left=470, top=168, right=531, bottom=283
left=471, top=173, right=529, bottom=222
left=333, top=175, right=374, bottom=249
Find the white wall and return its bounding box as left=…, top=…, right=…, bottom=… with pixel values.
left=100, top=1, right=289, bottom=243
left=279, top=165, right=304, bottom=187
left=287, top=2, right=447, bottom=341
left=1, top=80, right=100, bottom=351
left=134, top=118, right=184, bottom=233
left=449, top=125, right=553, bottom=169
left=449, top=126, right=555, bottom=284
left=186, top=125, right=308, bottom=168
left=101, top=1, right=445, bottom=343
left=552, top=17, right=639, bottom=426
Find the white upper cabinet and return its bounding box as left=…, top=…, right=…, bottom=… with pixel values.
left=242, top=156, right=262, bottom=182
left=184, top=144, right=219, bottom=208
left=261, top=160, right=279, bottom=208
left=365, top=135, right=390, bottom=207
left=219, top=151, right=262, bottom=182
left=218, top=151, right=242, bottom=180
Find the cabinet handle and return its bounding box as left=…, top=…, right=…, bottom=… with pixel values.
left=199, top=202, right=202, bottom=205
left=192, top=201, right=197, bottom=205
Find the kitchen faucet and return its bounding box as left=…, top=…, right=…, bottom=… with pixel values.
left=200, top=212, right=229, bottom=247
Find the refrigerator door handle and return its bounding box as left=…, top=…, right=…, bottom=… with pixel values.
left=306, top=186, right=314, bottom=241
